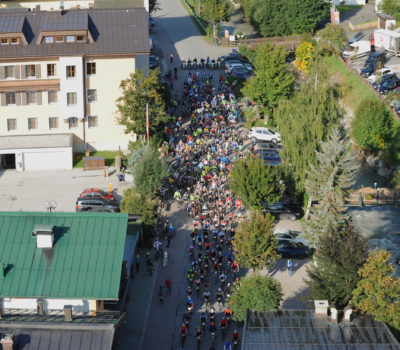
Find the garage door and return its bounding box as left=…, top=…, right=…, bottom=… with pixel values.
left=23, top=150, right=70, bottom=170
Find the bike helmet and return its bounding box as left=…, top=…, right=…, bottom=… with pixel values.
left=218, top=288, right=221, bottom=292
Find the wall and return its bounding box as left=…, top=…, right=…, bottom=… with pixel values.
left=84, top=56, right=137, bottom=151
left=331, top=0, right=366, bottom=5
left=2, top=297, right=96, bottom=312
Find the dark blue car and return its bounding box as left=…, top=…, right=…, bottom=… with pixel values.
left=276, top=240, right=310, bottom=259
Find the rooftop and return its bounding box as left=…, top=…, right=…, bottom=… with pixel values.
left=243, top=310, right=400, bottom=350
left=0, top=8, right=149, bottom=59
left=0, top=212, right=128, bottom=300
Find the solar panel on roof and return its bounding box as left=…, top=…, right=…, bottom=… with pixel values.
left=0, top=15, right=25, bottom=34
left=42, top=10, right=88, bottom=31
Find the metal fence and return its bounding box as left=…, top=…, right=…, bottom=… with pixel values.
left=346, top=186, right=400, bottom=206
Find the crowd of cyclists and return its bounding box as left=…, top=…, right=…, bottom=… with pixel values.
left=155, top=57, right=249, bottom=350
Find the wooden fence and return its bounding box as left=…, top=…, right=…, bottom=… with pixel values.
left=346, top=187, right=400, bottom=206
left=238, top=36, right=301, bottom=50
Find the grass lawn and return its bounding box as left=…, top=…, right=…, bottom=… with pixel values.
left=73, top=151, right=119, bottom=168
left=336, top=5, right=362, bottom=13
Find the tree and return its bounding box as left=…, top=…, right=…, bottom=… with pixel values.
left=232, top=210, right=280, bottom=272
left=202, top=0, right=231, bottom=39
left=230, top=155, right=282, bottom=209
left=351, top=98, right=393, bottom=152
left=228, top=275, right=282, bottom=322
left=318, top=23, right=348, bottom=56
left=379, top=0, right=400, bottom=15
left=295, top=40, right=317, bottom=73
left=352, top=249, right=400, bottom=330
left=120, top=189, right=157, bottom=228
left=287, top=0, right=329, bottom=34
left=116, top=68, right=170, bottom=137
left=306, top=223, right=369, bottom=308
left=304, top=128, right=357, bottom=245
left=149, top=0, right=160, bottom=13
left=274, top=76, right=340, bottom=193
left=242, top=42, right=294, bottom=112
left=130, top=146, right=167, bottom=196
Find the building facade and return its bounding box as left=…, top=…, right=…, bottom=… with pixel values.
left=0, top=8, right=149, bottom=170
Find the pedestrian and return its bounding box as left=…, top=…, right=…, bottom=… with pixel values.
left=165, top=278, right=172, bottom=295
left=163, top=250, right=169, bottom=268
left=170, top=53, right=174, bottom=63
left=287, top=259, right=293, bottom=277
left=135, top=253, right=141, bottom=272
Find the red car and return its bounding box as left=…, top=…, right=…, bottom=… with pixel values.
left=79, top=188, right=116, bottom=202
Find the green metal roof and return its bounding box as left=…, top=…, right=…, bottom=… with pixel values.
left=0, top=212, right=128, bottom=300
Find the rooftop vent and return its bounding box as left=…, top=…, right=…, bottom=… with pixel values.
left=32, top=224, right=54, bottom=249
left=314, top=300, right=329, bottom=317
left=1, top=334, right=14, bottom=350
left=64, top=305, right=72, bottom=322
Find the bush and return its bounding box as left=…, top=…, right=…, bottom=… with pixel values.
left=228, top=275, right=282, bottom=322
left=351, top=98, right=393, bottom=152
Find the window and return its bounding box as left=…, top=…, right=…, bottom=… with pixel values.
left=10, top=38, right=19, bottom=45
left=25, top=65, right=35, bottom=78
left=68, top=117, right=78, bottom=129
left=66, top=35, right=75, bottom=42
left=76, top=35, right=85, bottom=42
left=1, top=38, right=7, bottom=45
left=87, top=89, right=97, bottom=103
left=67, top=92, right=77, bottom=105
left=55, top=36, right=64, bottom=43
left=28, top=117, right=38, bottom=130
left=7, top=119, right=16, bottom=131
left=49, top=117, right=59, bottom=130
left=88, top=116, right=98, bottom=128
left=47, top=64, right=56, bottom=77
left=48, top=90, right=57, bottom=104
left=86, top=62, right=96, bottom=75
left=5, top=66, right=15, bottom=79
left=66, top=65, right=76, bottom=78
left=45, top=36, right=54, bottom=43
left=6, top=92, right=16, bottom=105
left=27, top=91, right=37, bottom=104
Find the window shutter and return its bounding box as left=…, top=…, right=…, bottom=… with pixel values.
left=16, top=92, right=22, bottom=106
left=37, top=91, right=42, bottom=105
left=15, top=65, right=20, bottom=79
left=21, top=92, right=27, bottom=105
left=35, top=64, right=41, bottom=78
left=0, top=66, right=5, bottom=80
left=20, top=65, right=26, bottom=79
left=0, top=93, right=5, bottom=106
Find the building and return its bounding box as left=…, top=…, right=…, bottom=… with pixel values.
left=0, top=7, right=149, bottom=171
left=0, top=211, right=141, bottom=349
left=242, top=309, right=400, bottom=350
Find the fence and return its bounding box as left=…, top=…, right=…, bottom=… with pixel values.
left=338, top=56, right=400, bottom=123
left=346, top=186, right=400, bottom=206
left=238, top=36, right=301, bottom=50
left=348, top=20, right=377, bottom=32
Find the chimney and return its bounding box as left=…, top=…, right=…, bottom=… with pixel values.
left=330, top=306, right=338, bottom=323
left=64, top=305, right=72, bottom=322
left=314, top=300, right=329, bottom=317
left=1, top=334, right=14, bottom=350
left=32, top=224, right=54, bottom=249
left=37, top=300, right=44, bottom=315
left=0, top=263, right=5, bottom=279
left=343, top=305, right=353, bottom=322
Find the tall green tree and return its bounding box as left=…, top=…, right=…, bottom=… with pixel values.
left=306, top=222, right=368, bottom=308
left=202, top=0, right=231, bottom=39
left=274, top=76, right=340, bottom=193
left=228, top=275, right=282, bottom=322
left=120, top=189, right=157, bottom=228
left=317, top=23, right=348, bottom=56
left=304, top=128, right=357, bottom=245
left=230, top=155, right=282, bottom=209
left=232, top=210, right=279, bottom=272
left=287, top=0, right=329, bottom=34
left=351, top=98, right=393, bottom=152
left=352, top=249, right=400, bottom=330
left=242, top=42, right=294, bottom=112
left=130, top=146, right=167, bottom=196
left=116, top=68, right=170, bottom=137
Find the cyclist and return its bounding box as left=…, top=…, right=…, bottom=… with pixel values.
left=224, top=338, right=232, bottom=350
left=180, top=323, right=188, bottom=337
left=220, top=316, right=228, bottom=330
left=232, top=329, right=240, bottom=343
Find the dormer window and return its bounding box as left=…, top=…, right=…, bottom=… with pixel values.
left=11, top=38, right=19, bottom=45
left=55, top=36, right=64, bottom=43
left=66, top=36, right=75, bottom=42
left=1, top=38, right=20, bottom=45
left=76, top=35, right=85, bottom=42
left=45, top=36, right=54, bottom=43
left=1, top=38, right=7, bottom=45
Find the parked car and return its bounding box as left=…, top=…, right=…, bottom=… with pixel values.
left=262, top=201, right=301, bottom=221
left=219, top=52, right=245, bottom=62
left=273, top=228, right=308, bottom=246
left=79, top=188, right=116, bottom=201
left=230, top=66, right=250, bottom=80
left=372, top=73, right=397, bottom=89
left=379, top=77, right=400, bottom=94
left=225, top=60, right=244, bottom=71
left=361, top=63, right=378, bottom=77
left=149, top=16, right=155, bottom=28
left=365, top=51, right=385, bottom=66
left=276, top=240, right=310, bottom=259
left=248, top=127, right=281, bottom=143
left=149, top=55, right=159, bottom=69
left=76, top=197, right=119, bottom=212
left=367, top=68, right=393, bottom=83
left=255, top=150, right=281, bottom=166
left=253, top=142, right=281, bottom=152
left=226, top=62, right=245, bottom=73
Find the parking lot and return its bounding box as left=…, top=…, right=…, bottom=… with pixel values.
left=0, top=168, right=128, bottom=212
